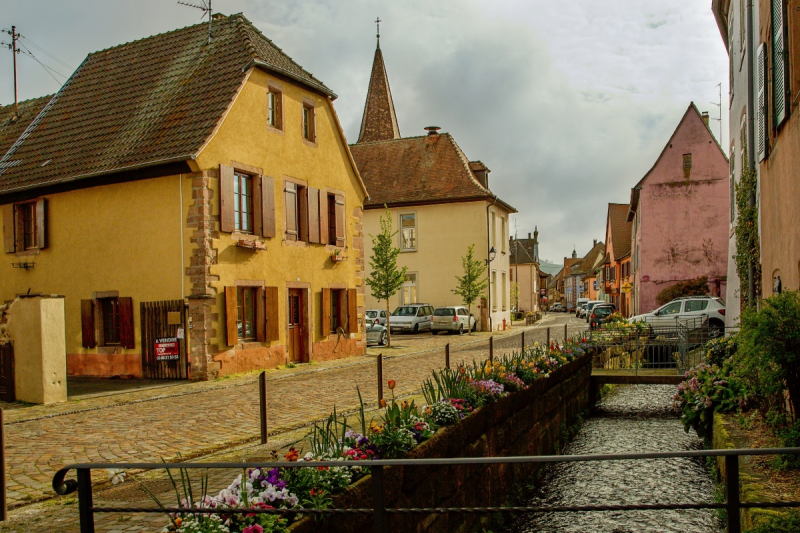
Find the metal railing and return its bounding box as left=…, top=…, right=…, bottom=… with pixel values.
left=52, top=448, right=800, bottom=533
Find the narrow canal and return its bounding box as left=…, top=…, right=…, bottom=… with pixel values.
left=507, top=385, right=722, bottom=533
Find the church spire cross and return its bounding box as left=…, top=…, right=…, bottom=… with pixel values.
left=375, top=17, right=381, bottom=47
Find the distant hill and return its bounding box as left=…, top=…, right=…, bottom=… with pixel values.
left=539, top=260, right=562, bottom=276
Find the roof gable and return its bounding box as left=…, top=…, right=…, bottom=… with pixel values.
left=0, top=14, right=335, bottom=197
left=606, top=203, right=632, bottom=260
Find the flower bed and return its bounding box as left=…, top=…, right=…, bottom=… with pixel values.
left=111, top=339, right=596, bottom=532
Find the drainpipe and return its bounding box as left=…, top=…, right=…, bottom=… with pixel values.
left=486, top=197, right=497, bottom=332
left=746, top=0, right=756, bottom=306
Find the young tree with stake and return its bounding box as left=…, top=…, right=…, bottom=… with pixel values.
left=452, top=244, right=488, bottom=334
left=366, top=209, right=407, bottom=348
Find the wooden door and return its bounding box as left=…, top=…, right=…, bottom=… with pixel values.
left=0, top=343, right=14, bottom=402
left=140, top=300, right=188, bottom=379
left=288, top=289, right=305, bottom=362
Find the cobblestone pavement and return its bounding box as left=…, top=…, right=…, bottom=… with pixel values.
left=1, top=313, right=586, bottom=530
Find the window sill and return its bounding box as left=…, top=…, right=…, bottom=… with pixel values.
left=266, top=125, right=284, bottom=135
left=236, top=341, right=262, bottom=350
left=14, top=249, right=40, bottom=257
left=302, top=138, right=318, bottom=149
left=284, top=238, right=309, bottom=248
left=97, top=346, right=121, bottom=355
left=400, top=248, right=417, bottom=253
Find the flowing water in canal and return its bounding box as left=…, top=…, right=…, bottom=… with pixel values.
left=508, top=385, right=722, bottom=533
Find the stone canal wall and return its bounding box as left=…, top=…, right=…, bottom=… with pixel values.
left=290, top=352, right=594, bottom=533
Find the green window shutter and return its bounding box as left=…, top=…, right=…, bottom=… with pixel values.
left=757, top=43, right=768, bottom=163
left=772, top=0, right=788, bottom=127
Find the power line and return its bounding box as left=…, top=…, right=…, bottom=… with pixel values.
left=18, top=42, right=67, bottom=85
left=18, top=35, right=72, bottom=70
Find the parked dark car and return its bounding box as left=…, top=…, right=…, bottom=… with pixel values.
left=589, top=304, right=617, bottom=329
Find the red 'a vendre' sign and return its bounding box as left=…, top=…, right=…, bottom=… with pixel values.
left=155, top=337, right=180, bottom=361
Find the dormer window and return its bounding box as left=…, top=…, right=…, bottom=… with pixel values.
left=267, top=87, right=283, bottom=130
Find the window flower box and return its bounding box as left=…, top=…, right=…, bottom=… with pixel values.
left=330, top=253, right=348, bottom=263
left=236, top=239, right=266, bottom=251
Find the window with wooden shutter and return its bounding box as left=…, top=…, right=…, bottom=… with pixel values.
left=81, top=299, right=96, bottom=348
left=334, top=194, right=345, bottom=247
left=220, top=165, right=235, bottom=233
left=265, top=286, right=279, bottom=341
left=118, top=297, right=135, bottom=349
left=285, top=182, right=298, bottom=241
left=261, top=176, right=276, bottom=238
left=772, top=0, right=788, bottom=127
left=225, top=286, right=238, bottom=346
left=308, top=187, right=320, bottom=244
left=347, top=288, right=358, bottom=334
left=2, top=204, right=14, bottom=254
left=757, top=43, right=768, bottom=162
left=321, top=288, right=331, bottom=333
left=319, top=190, right=329, bottom=245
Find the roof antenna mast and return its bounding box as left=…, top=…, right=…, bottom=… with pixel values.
left=2, top=26, right=21, bottom=119
left=178, top=0, right=213, bottom=44
left=709, top=82, right=722, bottom=143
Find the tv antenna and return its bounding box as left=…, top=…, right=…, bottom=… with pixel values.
left=178, top=0, right=213, bottom=43
left=709, top=83, right=722, bottom=143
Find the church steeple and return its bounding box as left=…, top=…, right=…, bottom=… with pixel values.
left=357, top=19, right=401, bottom=144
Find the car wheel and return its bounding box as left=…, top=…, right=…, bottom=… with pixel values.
left=380, top=331, right=388, bottom=346
left=458, top=324, right=464, bottom=335
left=472, top=321, right=477, bottom=332
left=413, top=323, right=419, bottom=334
left=709, top=320, right=724, bottom=339
left=431, top=330, right=438, bottom=336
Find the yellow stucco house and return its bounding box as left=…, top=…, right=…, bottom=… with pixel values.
left=350, top=38, right=516, bottom=331
left=0, top=14, right=367, bottom=380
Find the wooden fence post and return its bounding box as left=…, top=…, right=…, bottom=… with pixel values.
left=377, top=354, right=384, bottom=403
left=445, top=343, right=450, bottom=370
left=564, top=324, right=568, bottom=343
left=0, top=408, right=5, bottom=521
left=489, top=336, right=494, bottom=364
left=259, top=372, right=268, bottom=445
left=547, top=327, right=551, bottom=348
left=521, top=330, right=525, bottom=352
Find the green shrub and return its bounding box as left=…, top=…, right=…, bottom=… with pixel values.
left=704, top=334, right=739, bottom=367
left=745, top=510, right=800, bottom=533
left=656, top=276, right=709, bottom=306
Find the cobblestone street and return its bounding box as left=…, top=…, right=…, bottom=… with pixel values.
left=0, top=313, right=585, bottom=531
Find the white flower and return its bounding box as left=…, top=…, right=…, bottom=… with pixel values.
left=107, top=468, right=126, bottom=485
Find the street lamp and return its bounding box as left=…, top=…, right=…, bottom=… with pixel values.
left=485, top=246, right=496, bottom=331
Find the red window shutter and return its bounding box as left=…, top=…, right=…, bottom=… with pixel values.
left=81, top=299, right=96, bottom=348
left=225, top=286, right=238, bottom=346
left=2, top=204, right=14, bottom=254
left=318, top=190, right=329, bottom=245
left=308, top=187, right=320, bottom=244
left=335, top=194, right=345, bottom=247
left=347, top=288, right=358, bottom=334
left=321, top=288, right=331, bottom=334
left=261, top=175, right=276, bottom=238
left=285, top=182, right=298, bottom=241
left=298, top=186, right=309, bottom=242
left=256, top=286, right=266, bottom=342
left=220, top=165, right=235, bottom=233
left=35, top=198, right=47, bottom=250
left=118, top=297, right=135, bottom=349
left=265, top=286, right=279, bottom=341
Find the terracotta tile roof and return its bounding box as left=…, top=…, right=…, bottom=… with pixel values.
left=0, top=14, right=334, bottom=197
left=357, top=45, right=400, bottom=143
left=571, top=241, right=605, bottom=276
left=608, top=203, right=633, bottom=259
left=0, top=95, right=52, bottom=157
left=350, top=132, right=516, bottom=212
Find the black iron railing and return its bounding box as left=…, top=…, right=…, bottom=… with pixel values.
left=52, top=447, right=800, bottom=533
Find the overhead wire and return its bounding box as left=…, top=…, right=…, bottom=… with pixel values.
left=18, top=35, right=72, bottom=70
left=17, top=41, right=67, bottom=86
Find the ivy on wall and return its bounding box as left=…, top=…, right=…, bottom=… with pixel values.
left=733, top=157, right=762, bottom=310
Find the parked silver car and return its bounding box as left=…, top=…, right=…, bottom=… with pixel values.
left=584, top=300, right=607, bottom=322
left=389, top=304, right=434, bottom=334
left=365, top=321, right=388, bottom=346
left=365, top=309, right=388, bottom=326
left=431, top=306, right=477, bottom=335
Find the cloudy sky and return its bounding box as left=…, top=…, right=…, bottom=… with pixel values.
left=1, top=0, right=729, bottom=263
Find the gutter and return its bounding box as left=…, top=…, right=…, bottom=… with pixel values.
left=745, top=0, right=756, bottom=306
left=244, top=59, right=338, bottom=100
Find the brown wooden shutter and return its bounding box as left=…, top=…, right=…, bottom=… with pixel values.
left=81, top=299, right=96, bottom=348
left=308, top=187, right=320, bottom=244
left=118, top=297, right=135, bottom=349
left=285, top=182, right=298, bottom=241
left=225, top=286, right=238, bottom=346
left=298, top=186, right=309, bottom=242
left=252, top=177, right=263, bottom=237
left=347, top=288, right=358, bottom=334
left=321, top=288, right=331, bottom=334
left=319, top=190, right=329, bottom=245
left=35, top=198, right=47, bottom=250
left=2, top=204, right=14, bottom=254
left=256, top=286, right=266, bottom=342
left=334, top=194, right=345, bottom=247
left=265, top=286, right=279, bottom=341
left=220, top=165, right=235, bottom=233
left=261, top=175, right=276, bottom=238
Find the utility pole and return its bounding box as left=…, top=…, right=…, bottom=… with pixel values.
left=4, top=26, right=21, bottom=118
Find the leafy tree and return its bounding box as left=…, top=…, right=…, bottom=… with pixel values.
left=655, top=276, right=709, bottom=306
left=365, top=209, right=407, bottom=348
left=452, top=245, right=488, bottom=334
left=733, top=148, right=762, bottom=309
left=510, top=282, right=520, bottom=313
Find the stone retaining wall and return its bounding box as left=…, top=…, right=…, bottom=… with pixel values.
left=290, top=352, right=593, bottom=533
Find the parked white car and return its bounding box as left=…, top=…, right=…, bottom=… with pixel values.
left=389, top=304, right=434, bottom=334
left=431, top=306, right=477, bottom=335
left=629, top=296, right=726, bottom=334
left=365, top=309, right=388, bottom=326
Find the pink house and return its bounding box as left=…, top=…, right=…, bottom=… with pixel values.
left=628, top=103, right=729, bottom=315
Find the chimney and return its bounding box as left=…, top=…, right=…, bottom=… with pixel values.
left=593, top=239, right=597, bottom=247
left=528, top=232, right=532, bottom=240
left=701, top=112, right=709, bottom=127
left=424, top=126, right=441, bottom=135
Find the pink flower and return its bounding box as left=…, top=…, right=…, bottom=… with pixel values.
left=244, top=525, right=264, bottom=533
